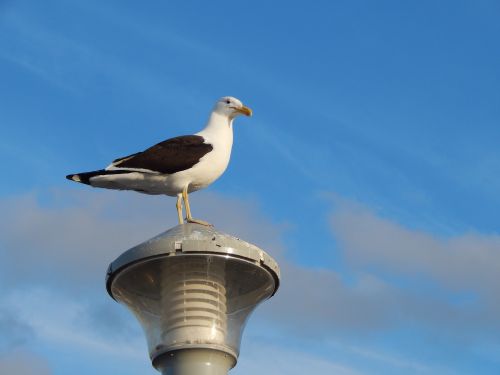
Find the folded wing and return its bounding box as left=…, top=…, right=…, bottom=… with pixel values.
left=108, top=135, right=213, bottom=174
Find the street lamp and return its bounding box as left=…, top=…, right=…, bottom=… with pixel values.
left=106, top=223, right=280, bottom=375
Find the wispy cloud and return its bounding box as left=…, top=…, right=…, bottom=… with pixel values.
left=3, top=288, right=145, bottom=360
left=0, top=7, right=193, bottom=104
left=235, top=340, right=364, bottom=375
left=345, top=344, right=434, bottom=374
left=0, top=310, right=34, bottom=351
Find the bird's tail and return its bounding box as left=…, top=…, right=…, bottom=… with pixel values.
left=66, top=170, right=106, bottom=185
left=66, top=169, right=131, bottom=185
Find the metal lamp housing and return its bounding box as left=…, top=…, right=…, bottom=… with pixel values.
left=106, top=224, right=280, bottom=372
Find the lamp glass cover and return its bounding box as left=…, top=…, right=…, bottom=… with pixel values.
left=110, top=254, right=275, bottom=360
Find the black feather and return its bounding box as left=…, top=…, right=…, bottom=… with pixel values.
left=112, top=135, right=213, bottom=174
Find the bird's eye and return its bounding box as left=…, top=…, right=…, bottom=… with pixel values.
left=226, top=100, right=231, bottom=104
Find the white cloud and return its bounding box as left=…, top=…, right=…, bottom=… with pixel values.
left=2, top=189, right=495, bottom=338
left=0, top=188, right=289, bottom=355
left=330, top=198, right=500, bottom=298
left=0, top=189, right=284, bottom=290
left=0, top=189, right=402, bottom=338
left=0, top=350, right=51, bottom=375
left=0, top=191, right=166, bottom=289
left=1, top=188, right=496, bottom=373
left=328, top=198, right=500, bottom=336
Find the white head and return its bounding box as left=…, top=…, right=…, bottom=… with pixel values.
left=213, top=96, right=252, bottom=119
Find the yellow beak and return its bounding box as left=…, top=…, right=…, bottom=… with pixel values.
left=237, top=105, right=252, bottom=117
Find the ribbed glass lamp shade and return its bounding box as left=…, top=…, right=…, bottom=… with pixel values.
left=110, top=254, right=275, bottom=361
left=106, top=224, right=280, bottom=371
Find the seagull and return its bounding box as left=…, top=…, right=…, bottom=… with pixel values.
left=66, top=96, right=252, bottom=226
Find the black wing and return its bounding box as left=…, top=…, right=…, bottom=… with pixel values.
left=111, top=135, right=213, bottom=174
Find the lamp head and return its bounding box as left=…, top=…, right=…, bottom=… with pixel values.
left=106, top=224, right=280, bottom=372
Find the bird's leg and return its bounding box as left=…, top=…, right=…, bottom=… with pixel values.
left=176, top=193, right=184, bottom=225
left=182, top=186, right=212, bottom=226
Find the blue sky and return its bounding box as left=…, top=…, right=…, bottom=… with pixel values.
left=1, top=0, right=499, bottom=374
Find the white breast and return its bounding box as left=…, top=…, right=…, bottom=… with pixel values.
left=189, top=115, right=234, bottom=191
left=161, top=112, right=234, bottom=194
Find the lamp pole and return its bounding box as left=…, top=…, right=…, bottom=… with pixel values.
left=106, top=223, right=280, bottom=375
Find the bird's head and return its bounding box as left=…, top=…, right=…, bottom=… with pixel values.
left=214, top=96, right=252, bottom=119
